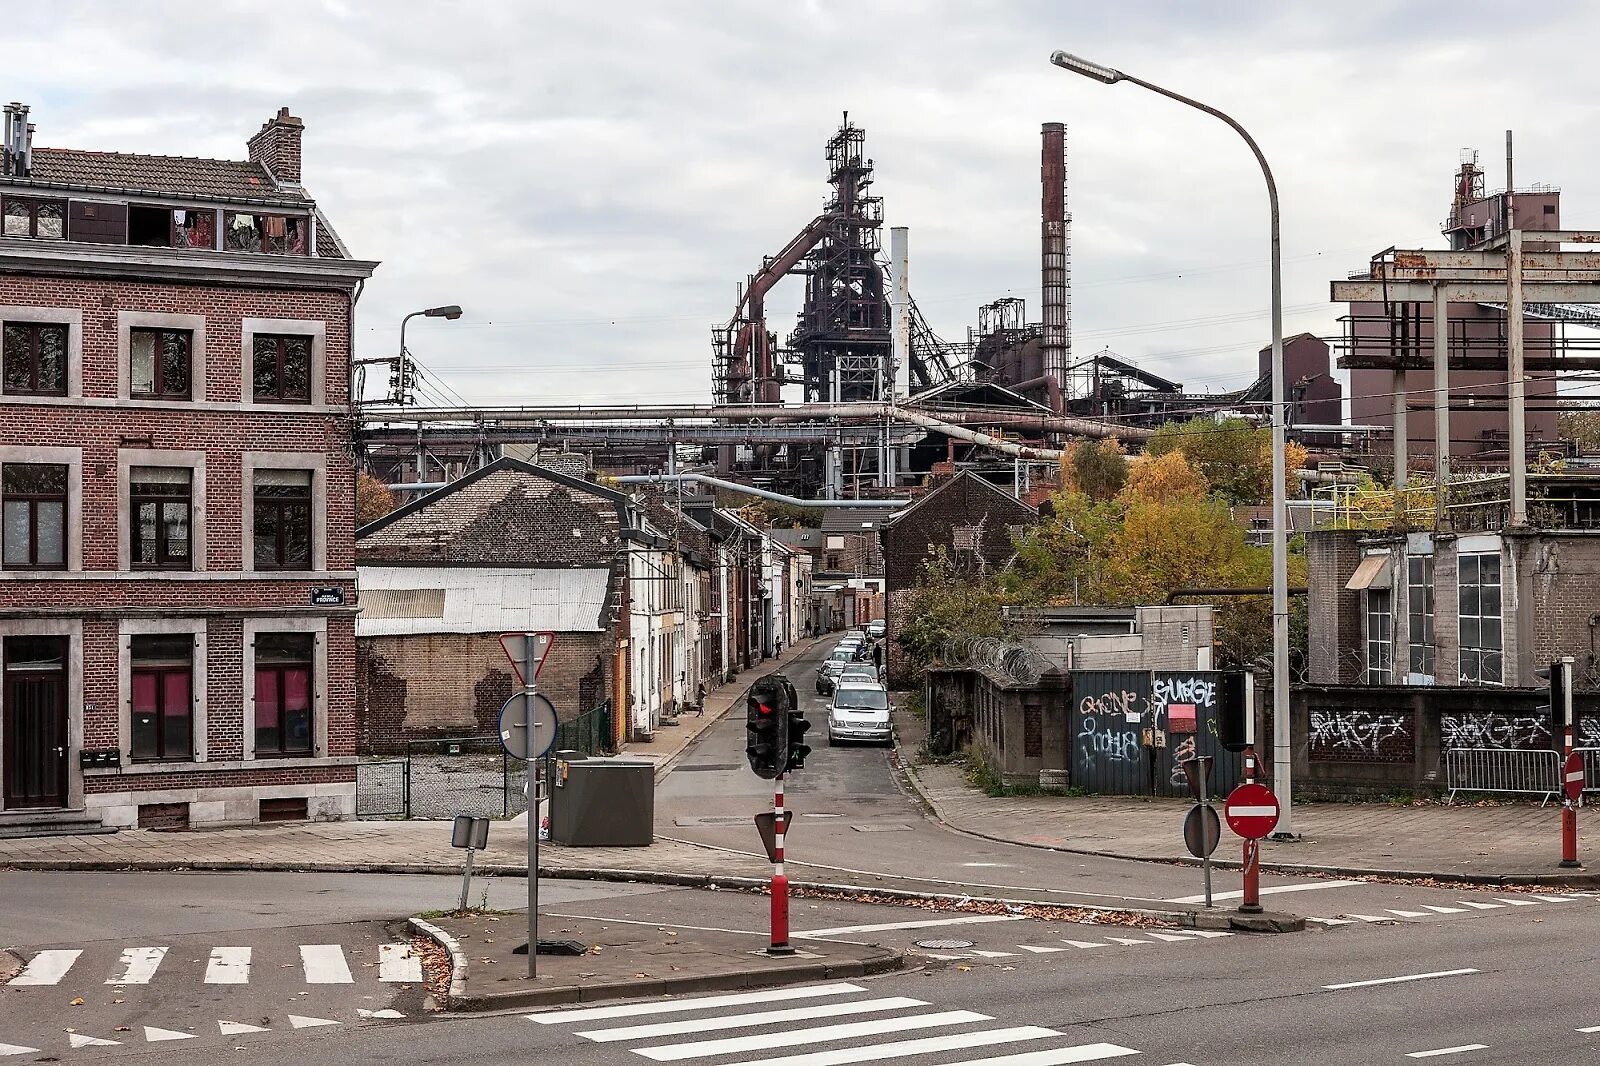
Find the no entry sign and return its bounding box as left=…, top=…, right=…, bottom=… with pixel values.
left=1224, top=782, right=1280, bottom=840
left=1565, top=751, right=1586, bottom=804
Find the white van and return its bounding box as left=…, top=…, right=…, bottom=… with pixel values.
left=828, top=683, right=891, bottom=745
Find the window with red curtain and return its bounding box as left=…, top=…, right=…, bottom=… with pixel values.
left=254, top=633, right=313, bottom=755
left=130, top=633, right=193, bottom=761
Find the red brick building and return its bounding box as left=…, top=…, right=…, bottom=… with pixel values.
left=0, top=104, right=376, bottom=830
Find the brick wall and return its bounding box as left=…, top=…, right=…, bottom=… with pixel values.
left=1305, top=530, right=1366, bottom=684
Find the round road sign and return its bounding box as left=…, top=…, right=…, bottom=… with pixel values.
left=1565, top=751, right=1585, bottom=803
left=499, top=691, right=558, bottom=761
left=1182, top=803, right=1221, bottom=859
left=1224, top=782, right=1281, bottom=840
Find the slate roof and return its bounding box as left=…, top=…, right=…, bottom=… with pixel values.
left=356, top=459, right=634, bottom=567
left=820, top=506, right=901, bottom=533
left=26, top=148, right=313, bottom=205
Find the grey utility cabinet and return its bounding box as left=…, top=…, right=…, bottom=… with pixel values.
left=549, top=757, right=654, bottom=847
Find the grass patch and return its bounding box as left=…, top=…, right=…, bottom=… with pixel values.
left=961, top=745, right=1078, bottom=798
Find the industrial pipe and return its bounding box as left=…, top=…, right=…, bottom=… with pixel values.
left=889, top=407, right=1067, bottom=461
left=616, top=472, right=907, bottom=508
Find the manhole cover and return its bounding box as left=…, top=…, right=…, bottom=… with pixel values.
left=852, top=824, right=913, bottom=833
left=674, top=815, right=752, bottom=827
left=915, top=939, right=975, bottom=950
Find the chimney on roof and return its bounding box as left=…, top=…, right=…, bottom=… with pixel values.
left=247, top=106, right=303, bottom=186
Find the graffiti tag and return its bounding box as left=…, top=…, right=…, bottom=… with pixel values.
left=1440, top=714, right=1551, bottom=752
left=1076, top=714, right=1140, bottom=763
left=1308, top=708, right=1412, bottom=762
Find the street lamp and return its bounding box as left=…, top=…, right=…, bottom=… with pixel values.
left=1050, top=50, right=1293, bottom=836
left=398, top=304, right=464, bottom=478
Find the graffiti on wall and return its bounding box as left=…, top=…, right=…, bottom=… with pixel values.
left=1151, top=672, right=1219, bottom=787
left=1581, top=717, right=1600, bottom=748
left=1076, top=705, right=1141, bottom=763
left=1308, top=707, right=1413, bottom=763
left=1440, top=714, right=1552, bottom=752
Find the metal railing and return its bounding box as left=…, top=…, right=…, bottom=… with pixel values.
left=354, top=758, right=407, bottom=818
left=1444, top=747, right=1561, bottom=805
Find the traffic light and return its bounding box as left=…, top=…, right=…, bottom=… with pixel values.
left=1218, top=671, right=1250, bottom=753
left=785, top=710, right=812, bottom=772
left=745, top=674, right=789, bottom=779
left=1536, top=659, right=1573, bottom=738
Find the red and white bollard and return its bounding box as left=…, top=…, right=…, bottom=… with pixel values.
left=769, top=773, right=794, bottom=955
left=1561, top=725, right=1581, bottom=869
left=1239, top=744, right=1263, bottom=913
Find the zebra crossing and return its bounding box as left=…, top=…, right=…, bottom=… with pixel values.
left=6, top=940, right=424, bottom=988
left=1305, top=892, right=1592, bottom=927
left=528, top=981, right=1200, bottom=1065
left=910, top=927, right=1234, bottom=961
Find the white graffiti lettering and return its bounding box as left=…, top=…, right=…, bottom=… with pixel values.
left=1440, top=714, right=1551, bottom=751
left=1079, top=690, right=1142, bottom=721
left=1308, top=709, right=1411, bottom=757
left=1153, top=675, right=1217, bottom=709
left=1076, top=714, right=1140, bottom=763
left=1169, top=735, right=1197, bottom=786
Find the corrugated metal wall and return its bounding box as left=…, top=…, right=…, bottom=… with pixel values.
left=1070, top=669, right=1242, bottom=797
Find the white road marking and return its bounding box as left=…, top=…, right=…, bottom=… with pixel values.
left=1493, top=897, right=1541, bottom=907
left=219, top=1021, right=271, bottom=1035
left=794, top=914, right=1026, bottom=938
left=0, top=1044, right=39, bottom=1057
left=1104, top=937, right=1150, bottom=946
left=288, top=1015, right=340, bottom=1029
left=358, top=1009, right=406, bottom=1020
left=1346, top=914, right=1395, bottom=923
left=143, top=1027, right=196, bottom=1042
left=529, top=982, right=865, bottom=1023
left=299, top=944, right=353, bottom=984
left=578, top=997, right=926, bottom=1042
left=1387, top=909, right=1429, bottom=919
left=1166, top=879, right=1363, bottom=905
left=715, top=1026, right=1061, bottom=1066
left=107, top=946, right=168, bottom=985
left=1307, top=917, right=1356, bottom=926
left=921, top=952, right=974, bottom=960
left=1017, top=945, right=1069, bottom=953
left=1061, top=940, right=1109, bottom=949
left=9, top=949, right=81, bottom=985
left=379, top=943, right=423, bottom=982
left=636, top=1010, right=991, bottom=1061
left=939, top=1047, right=1141, bottom=1065
left=1532, top=895, right=1578, bottom=903
left=970, top=949, right=1020, bottom=958
left=1457, top=901, right=1504, bottom=910
left=205, top=947, right=251, bottom=984
left=1171, top=930, right=1233, bottom=938
left=1422, top=906, right=1467, bottom=914
left=1407, top=1044, right=1488, bottom=1058
left=1577, top=1025, right=1600, bottom=1033
left=68, top=1034, right=120, bottom=1048
left=1325, top=968, right=1479, bottom=990
left=1143, top=931, right=1199, bottom=942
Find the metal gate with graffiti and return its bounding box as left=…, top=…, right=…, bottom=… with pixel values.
left=1070, top=670, right=1242, bottom=797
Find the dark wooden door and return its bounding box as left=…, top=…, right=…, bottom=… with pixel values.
left=4, top=642, right=68, bottom=809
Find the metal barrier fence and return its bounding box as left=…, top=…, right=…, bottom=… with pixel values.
left=354, top=758, right=407, bottom=817
left=1445, top=747, right=1561, bottom=805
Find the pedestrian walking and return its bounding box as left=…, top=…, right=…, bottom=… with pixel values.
left=695, top=681, right=707, bottom=716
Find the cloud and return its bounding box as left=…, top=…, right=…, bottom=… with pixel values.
left=18, top=0, right=1600, bottom=406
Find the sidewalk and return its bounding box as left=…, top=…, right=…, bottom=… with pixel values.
left=419, top=911, right=901, bottom=1011
left=894, top=709, right=1593, bottom=886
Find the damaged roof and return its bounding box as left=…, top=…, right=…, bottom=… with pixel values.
left=25, top=147, right=313, bottom=205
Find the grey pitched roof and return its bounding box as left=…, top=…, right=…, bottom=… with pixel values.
left=820, top=506, right=900, bottom=533
left=879, top=470, right=1036, bottom=529
left=25, top=147, right=312, bottom=205
left=770, top=528, right=822, bottom=549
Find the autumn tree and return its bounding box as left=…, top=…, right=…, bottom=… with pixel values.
left=355, top=471, right=396, bottom=527
left=1060, top=438, right=1128, bottom=501
left=1144, top=417, right=1308, bottom=505
left=896, top=546, right=1008, bottom=676
left=1120, top=450, right=1208, bottom=503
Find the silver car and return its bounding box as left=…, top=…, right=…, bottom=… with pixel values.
left=828, top=682, right=892, bottom=745
left=815, top=650, right=853, bottom=694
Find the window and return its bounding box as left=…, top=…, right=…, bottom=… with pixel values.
left=255, top=633, right=313, bottom=756
left=130, top=467, right=192, bottom=569
left=2, top=197, right=65, bottom=239
left=251, top=335, right=312, bottom=403
left=1458, top=553, right=1503, bottom=685
left=2, top=323, right=67, bottom=395
left=253, top=470, right=312, bottom=570
left=129, top=328, right=192, bottom=399
left=1365, top=589, right=1393, bottom=684
left=225, top=212, right=306, bottom=255
left=131, top=634, right=193, bottom=762
left=128, top=205, right=215, bottom=249
left=2, top=463, right=67, bottom=569
left=1407, top=555, right=1435, bottom=679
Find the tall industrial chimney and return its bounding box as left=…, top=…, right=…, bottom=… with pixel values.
left=1040, top=122, right=1070, bottom=413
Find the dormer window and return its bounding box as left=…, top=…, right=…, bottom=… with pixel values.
left=2, top=197, right=65, bottom=239
left=225, top=212, right=306, bottom=255
left=129, top=205, right=215, bottom=249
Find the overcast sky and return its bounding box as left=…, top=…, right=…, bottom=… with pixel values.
left=20, top=1, right=1600, bottom=407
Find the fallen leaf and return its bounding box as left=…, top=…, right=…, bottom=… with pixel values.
left=633, top=973, right=650, bottom=979
left=70, top=997, right=84, bottom=1006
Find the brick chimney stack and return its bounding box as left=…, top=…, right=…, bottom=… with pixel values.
left=247, top=106, right=303, bottom=186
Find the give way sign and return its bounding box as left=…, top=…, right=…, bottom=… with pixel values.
left=500, top=632, right=555, bottom=684
left=1224, top=782, right=1280, bottom=840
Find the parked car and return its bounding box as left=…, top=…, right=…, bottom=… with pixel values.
left=827, top=682, right=892, bottom=745
left=835, top=637, right=864, bottom=660
left=837, top=665, right=879, bottom=688
left=815, top=650, right=853, bottom=695
left=866, top=619, right=886, bottom=640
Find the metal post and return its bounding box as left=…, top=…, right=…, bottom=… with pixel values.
left=1240, top=673, right=1262, bottom=914
left=457, top=846, right=477, bottom=913
left=1391, top=367, right=1407, bottom=504
left=1560, top=656, right=1579, bottom=868
left=1507, top=227, right=1527, bottom=527
left=1433, top=286, right=1451, bottom=528
left=524, top=633, right=539, bottom=979
left=1199, top=762, right=1213, bottom=908
left=769, top=773, right=793, bottom=955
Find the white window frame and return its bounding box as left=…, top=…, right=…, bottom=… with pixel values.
left=0, top=445, right=82, bottom=573
left=1406, top=554, right=1435, bottom=683
left=1365, top=587, right=1393, bottom=685
left=1458, top=551, right=1504, bottom=687
left=240, top=317, right=327, bottom=406
left=240, top=452, right=327, bottom=573
left=119, top=618, right=208, bottom=764
left=0, top=306, right=82, bottom=399
left=116, top=311, right=207, bottom=401
left=117, top=448, right=207, bottom=572
left=242, top=616, right=328, bottom=761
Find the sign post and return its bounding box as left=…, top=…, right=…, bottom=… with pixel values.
left=1225, top=780, right=1281, bottom=915
left=1180, top=755, right=1218, bottom=907
left=1558, top=656, right=1580, bottom=869
left=1239, top=677, right=1263, bottom=913
left=500, top=631, right=553, bottom=978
